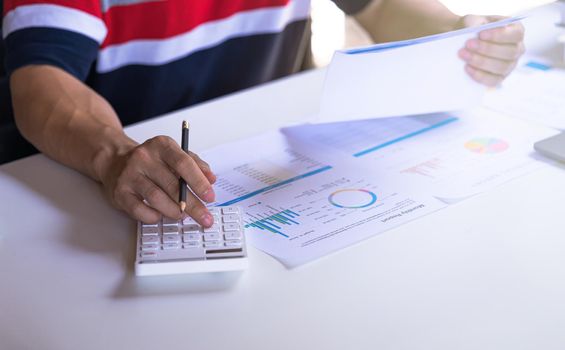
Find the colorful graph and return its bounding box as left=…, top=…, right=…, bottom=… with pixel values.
left=328, top=189, right=377, bottom=209
left=244, top=209, right=300, bottom=238
left=464, top=138, right=509, bottom=154
left=401, top=158, right=443, bottom=178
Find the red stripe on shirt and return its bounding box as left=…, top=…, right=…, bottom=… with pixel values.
left=3, top=0, right=102, bottom=17
left=101, top=0, right=291, bottom=48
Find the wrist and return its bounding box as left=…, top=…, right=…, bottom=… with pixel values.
left=91, top=127, right=137, bottom=184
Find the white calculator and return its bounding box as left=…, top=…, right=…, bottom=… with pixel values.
left=135, top=206, right=248, bottom=276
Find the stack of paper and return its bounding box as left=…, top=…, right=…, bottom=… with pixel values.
left=204, top=108, right=556, bottom=267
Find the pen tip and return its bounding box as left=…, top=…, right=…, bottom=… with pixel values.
left=183, top=120, right=189, bottom=129
left=180, top=202, right=186, bottom=212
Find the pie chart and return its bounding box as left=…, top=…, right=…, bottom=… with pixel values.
left=328, top=189, right=377, bottom=209
left=464, top=138, right=509, bottom=154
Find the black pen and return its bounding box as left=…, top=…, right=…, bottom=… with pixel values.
left=179, top=120, right=189, bottom=212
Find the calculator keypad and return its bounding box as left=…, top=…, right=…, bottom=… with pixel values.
left=136, top=206, right=246, bottom=263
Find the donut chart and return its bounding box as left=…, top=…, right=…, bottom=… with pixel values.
left=464, top=138, right=509, bottom=154
left=328, top=189, right=377, bottom=209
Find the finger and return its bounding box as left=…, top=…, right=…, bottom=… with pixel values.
left=459, top=49, right=515, bottom=76
left=486, top=15, right=506, bottom=23
left=132, top=173, right=183, bottom=220
left=118, top=191, right=162, bottom=224
left=465, top=39, right=525, bottom=61
left=160, top=144, right=215, bottom=203
left=183, top=190, right=214, bottom=227
left=188, top=151, right=217, bottom=184
left=461, top=14, right=489, bottom=28
left=145, top=161, right=181, bottom=203
left=479, top=22, right=525, bottom=44
left=465, top=65, right=504, bottom=87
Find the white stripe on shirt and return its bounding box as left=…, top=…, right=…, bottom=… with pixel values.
left=96, top=0, right=311, bottom=73
left=2, top=4, right=107, bottom=44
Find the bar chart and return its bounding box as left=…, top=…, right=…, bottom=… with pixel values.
left=244, top=208, right=301, bottom=238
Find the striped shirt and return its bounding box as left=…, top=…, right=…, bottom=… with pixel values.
left=1, top=0, right=370, bottom=126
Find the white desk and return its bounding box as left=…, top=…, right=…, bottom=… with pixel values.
left=1, top=4, right=565, bottom=350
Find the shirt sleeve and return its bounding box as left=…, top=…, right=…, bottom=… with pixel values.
left=331, top=0, right=372, bottom=15
left=2, top=0, right=107, bottom=81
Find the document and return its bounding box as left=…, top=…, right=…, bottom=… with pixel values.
left=204, top=132, right=446, bottom=267
left=203, top=108, right=553, bottom=267
left=483, top=60, right=565, bottom=130
left=285, top=108, right=557, bottom=201
left=318, top=17, right=524, bottom=123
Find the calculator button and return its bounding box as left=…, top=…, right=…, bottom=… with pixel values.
left=182, top=224, right=200, bottom=233
left=223, top=223, right=240, bottom=232
left=225, top=240, right=242, bottom=248
left=163, top=226, right=180, bottom=235
left=224, top=231, right=242, bottom=240
left=208, top=207, right=221, bottom=215
left=204, top=233, right=221, bottom=241
left=183, top=242, right=201, bottom=249
left=162, top=217, right=179, bottom=227
left=183, top=233, right=201, bottom=242
left=204, top=241, right=221, bottom=248
left=142, top=222, right=159, bottom=228
left=141, top=245, right=159, bottom=251
left=204, top=225, right=220, bottom=233
left=163, top=243, right=180, bottom=250
left=140, top=251, right=157, bottom=259
left=222, top=214, right=240, bottom=223
left=182, top=216, right=198, bottom=225
left=141, top=226, right=159, bottom=236
left=142, top=236, right=160, bottom=244
left=163, top=235, right=181, bottom=244
left=221, top=207, right=239, bottom=214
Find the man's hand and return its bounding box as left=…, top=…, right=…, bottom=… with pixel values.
left=98, top=136, right=217, bottom=226
left=457, top=15, right=526, bottom=87
left=11, top=65, right=218, bottom=227
left=354, top=1, right=525, bottom=87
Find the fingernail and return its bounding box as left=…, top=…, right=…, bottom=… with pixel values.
left=459, top=49, right=471, bottom=60
left=467, top=39, right=479, bottom=50
left=201, top=188, right=215, bottom=202
left=201, top=213, right=213, bottom=227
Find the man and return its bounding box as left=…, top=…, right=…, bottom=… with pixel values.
left=1, top=0, right=524, bottom=226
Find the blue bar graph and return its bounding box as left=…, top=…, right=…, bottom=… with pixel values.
left=244, top=209, right=300, bottom=238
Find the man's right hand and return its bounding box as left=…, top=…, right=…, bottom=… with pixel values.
left=11, top=65, right=217, bottom=227
left=98, top=135, right=217, bottom=226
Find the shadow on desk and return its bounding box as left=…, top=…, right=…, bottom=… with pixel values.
left=1, top=156, right=242, bottom=299
left=112, top=272, right=243, bottom=299
left=530, top=150, right=565, bottom=170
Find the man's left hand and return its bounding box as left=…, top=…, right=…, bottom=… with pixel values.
left=457, top=15, right=525, bottom=87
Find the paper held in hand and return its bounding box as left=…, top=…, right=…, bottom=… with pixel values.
left=317, top=17, right=524, bottom=124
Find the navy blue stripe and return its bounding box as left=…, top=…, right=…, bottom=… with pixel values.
left=90, top=19, right=308, bottom=125
left=2, top=21, right=306, bottom=126
left=4, top=28, right=98, bottom=81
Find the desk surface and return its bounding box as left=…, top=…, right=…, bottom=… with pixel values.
left=1, top=4, right=565, bottom=350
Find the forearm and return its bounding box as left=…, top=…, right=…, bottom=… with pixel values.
left=10, top=65, right=136, bottom=182
left=355, top=0, right=461, bottom=43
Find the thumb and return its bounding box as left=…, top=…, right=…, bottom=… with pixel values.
left=458, top=15, right=490, bottom=29
left=486, top=15, right=508, bottom=22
